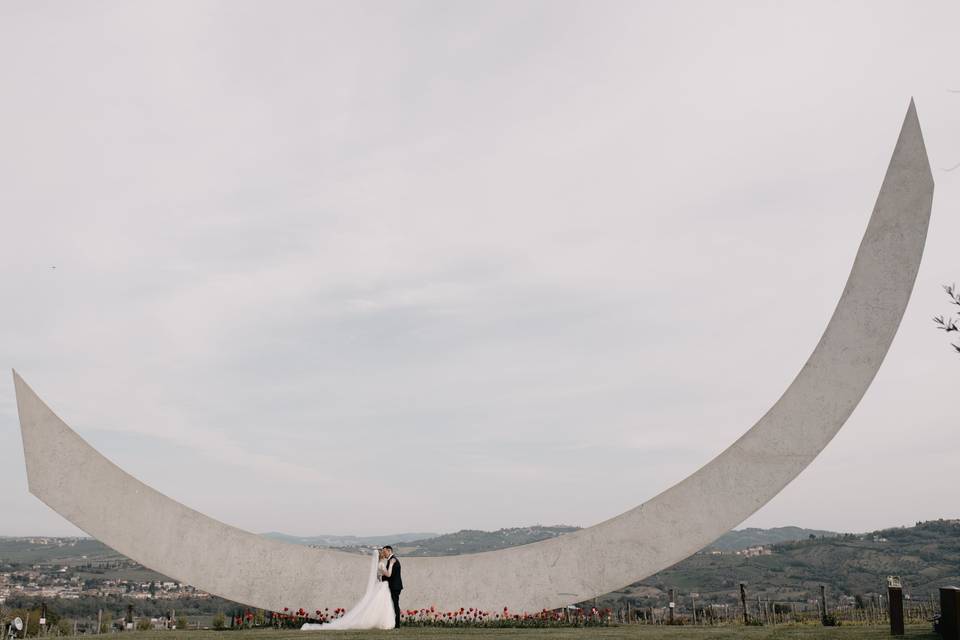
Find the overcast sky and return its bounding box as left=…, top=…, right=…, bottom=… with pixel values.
left=1, top=1, right=959, bottom=539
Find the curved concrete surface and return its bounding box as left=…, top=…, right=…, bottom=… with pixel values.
left=16, top=101, right=933, bottom=614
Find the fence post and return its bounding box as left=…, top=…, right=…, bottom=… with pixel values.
left=887, top=576, right=904, bottom=636
left=820, top=585, right=829, bottom=625
left=940, top=586, right=960, bottom=640
left=740, top=583, right=749, bottom=625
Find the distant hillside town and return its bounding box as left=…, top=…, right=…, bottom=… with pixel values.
left=0, top=537, right=206, bottom=604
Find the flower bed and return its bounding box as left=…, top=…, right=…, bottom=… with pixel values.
left=233, top=607, right=346, bottom=628
left=401, top=606, right=613, bottom=628
left=246, top=605, right=612, bottom=629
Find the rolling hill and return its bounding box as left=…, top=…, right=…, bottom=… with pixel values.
left=4, top=520, right=957, bottom=610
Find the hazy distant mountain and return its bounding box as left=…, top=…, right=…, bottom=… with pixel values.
left=393, top=525, right=836, bottom=556
left=402, top=525, right=579, bottom=556
left=259, top=525, right=835, bottom=554
left=260, top=532, right=438, bottom=547
left=706, top=526, right=838, bottom=551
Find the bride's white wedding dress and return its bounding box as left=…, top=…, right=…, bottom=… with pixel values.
left=301, top=551, right=395, bottom=631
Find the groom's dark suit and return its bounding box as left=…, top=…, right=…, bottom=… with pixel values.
left=383, top=554, right=402, bottom=627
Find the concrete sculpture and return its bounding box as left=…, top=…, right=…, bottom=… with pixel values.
left=16, top=101, right=933, bottom=613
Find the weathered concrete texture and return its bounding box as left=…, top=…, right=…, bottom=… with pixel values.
left=16, top=101, right=933, bottom=615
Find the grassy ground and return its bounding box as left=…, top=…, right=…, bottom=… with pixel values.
left=100, top=625, right=937, bottom=640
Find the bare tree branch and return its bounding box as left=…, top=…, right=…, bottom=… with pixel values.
left=934, top=315, right=960, bottom=332
left=945, top=283, right=960, bottom=307
left=934, top=284, right=960, bottom=355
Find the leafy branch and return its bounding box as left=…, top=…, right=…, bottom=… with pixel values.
left=933, top=283, right=960, bottom=354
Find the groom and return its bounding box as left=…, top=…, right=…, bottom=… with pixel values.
left=380, top=546, right=402, bottom=628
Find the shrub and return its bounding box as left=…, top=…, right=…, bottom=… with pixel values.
left=57, top=619, right=73, bottom=636
left=99, top=612, right=112, bottom=634
left=212, top=611, right=226, bottom=630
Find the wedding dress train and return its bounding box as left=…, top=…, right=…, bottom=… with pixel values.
left=301, top=551, right=395, bottom=630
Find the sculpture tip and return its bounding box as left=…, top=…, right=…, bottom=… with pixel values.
left=12, top=369, right=29, bottom=395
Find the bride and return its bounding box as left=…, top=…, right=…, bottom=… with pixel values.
left=301, top=548, right=396, bottom=630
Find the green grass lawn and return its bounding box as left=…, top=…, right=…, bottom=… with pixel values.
left=104, top=625, right=937, bottom=640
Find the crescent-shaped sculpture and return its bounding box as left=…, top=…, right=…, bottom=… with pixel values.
left=16, top=101, right=933, bottom=614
